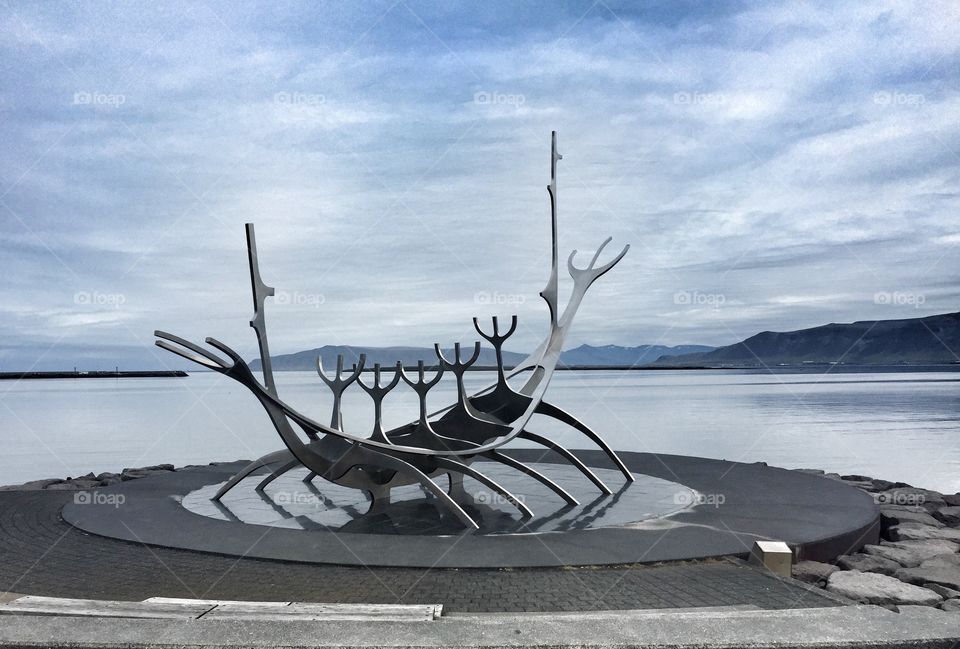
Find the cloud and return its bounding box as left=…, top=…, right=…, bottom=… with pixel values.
left=0, top=0, right=958, bottom=368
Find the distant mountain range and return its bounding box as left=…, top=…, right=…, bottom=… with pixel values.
left=248, top=311, right=960, bottom=371
left=654, top=311, right=960, bottom=367
left=249, top=343, right=712, bottom=371
left=557, top=344, right=714, bottom=367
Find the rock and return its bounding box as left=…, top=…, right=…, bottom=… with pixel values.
left=836, top=553, right=900, bottom=575
left=96, top=472, right=120, bottom=481
left=888, top=524, right=960, bottom=543
left=924, top=583, right=960, bottom=599
left=881, top=509, right=943, bottom=530
left=887, top=539, right=960, bottom=555
left=870, top=479, right=895, bottom=492
left=44, top=482, right=84, bottom=491
left=844, top=480, right=877, bottom=492
left=896, top=554, right=960, bottom=591
left=66, top=479, right=101, bottom=489
left=875, top=488, right=944, bottom=510
left=792, top=560, right=839, bottom=585
left=934, top=506, right=960, bottom=527
left=794, top=468, right=825, bottom=475
left=864, top=540, right=958, bottom=568
left=0, top=479, right=63, bottom=491
left=826, top=570, right=942, bottom=606
left=944, top=494, right=960, bottom=507
left=98, top=476, right=122, bottom=486
left=823, top=473, right=843, bottom=481
left=942, top=598, right=960, bottom=612
left=842, top=474, right=873, bottom=482
left=120, top=466, right=174, bottom=481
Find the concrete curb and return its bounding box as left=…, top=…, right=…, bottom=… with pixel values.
left=0, top=605, right=958, bottom=648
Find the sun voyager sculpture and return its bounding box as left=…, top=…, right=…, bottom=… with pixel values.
left=155, top=132, right=633, bottom=531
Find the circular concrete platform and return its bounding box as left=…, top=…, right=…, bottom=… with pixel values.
left=61, top=450, right=879, bottom=568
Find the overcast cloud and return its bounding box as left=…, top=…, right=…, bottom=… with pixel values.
left=1, top=0, right=958, bottom=370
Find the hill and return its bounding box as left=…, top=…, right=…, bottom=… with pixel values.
left=557, top=344, right=714, bottom=367
left=654, top=311, right=960, bottom=367
left=250, top=342, right=714, bottom=371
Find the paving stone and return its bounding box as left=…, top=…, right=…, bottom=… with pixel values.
left=792, top=560, right=838, bottom=585
left=0, top=490, right=839, bottom=613
left=826, top=570, right=942, bottom=607
left=836, top=553, right=900, bottom=576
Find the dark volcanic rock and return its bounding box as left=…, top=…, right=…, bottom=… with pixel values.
left=925, top=583, right=960, bottom=599
left=888, top=524, right=960, bottom=543
left=836, top=553, right=900, bottom=576
left=864, top=540, right=959, bottom=567
left=943, top=494, right=960, bottom=507
left=942, top=598, right=960, bottom=612
left=0, top=479, right=63, bottom=491
left=934, top=506, right=960, bottom=527
left=792, top=560, right=839, bottom=585
left=881, top=508, right=944, bottom=531
left=826, top=571, right=942, bottom=606
left=896, top=555, right=960, bottom=591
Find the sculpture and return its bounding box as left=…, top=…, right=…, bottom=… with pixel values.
left=155, top=132, right=632, bottom=530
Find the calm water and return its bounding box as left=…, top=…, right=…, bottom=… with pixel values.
left=2, top=370, right=959, bottom=493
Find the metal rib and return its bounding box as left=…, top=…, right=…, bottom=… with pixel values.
left=255, top=458, right=300, bottom=492
left=518, top=430, right=612, bottom=494
left=212, top=449, right=294, bottom=501
left=535, top=401, right=634, bottom=482
left=483, top=451, right=578, bottom=506
left=434, top=457, right=533, bottom=519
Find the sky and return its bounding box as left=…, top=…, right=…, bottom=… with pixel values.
left=1, top=0, right=958, bottom=370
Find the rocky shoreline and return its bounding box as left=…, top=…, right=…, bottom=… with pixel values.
left=0, top=463, right=222, bottom=491
left=3, top=463, right=960, bottom=612
left=790, top=468, right=960, bottom=612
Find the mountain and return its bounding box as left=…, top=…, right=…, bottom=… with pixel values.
left=557, top=344, right=714, bottom=367
left=250, top=346, right=528, bottom=371
left=249, top=343, right=714, bottom=371
left=654, top=311, right=960, bottom=367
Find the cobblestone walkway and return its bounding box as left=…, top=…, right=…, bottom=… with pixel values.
left=0, top=491, right=838, bottom=612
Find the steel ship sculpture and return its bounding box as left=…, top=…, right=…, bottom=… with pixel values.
left=155, top=132, right=632, bottom=530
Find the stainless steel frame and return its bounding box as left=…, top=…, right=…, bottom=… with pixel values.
left=156, top=132, right=633, bottom=531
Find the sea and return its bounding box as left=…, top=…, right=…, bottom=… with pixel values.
left=2, top=368, right=958, bottom=493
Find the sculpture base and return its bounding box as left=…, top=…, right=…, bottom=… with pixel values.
left=61, top=450, right=880, bottom=568
left=183, top=464, right=688, bottom=536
